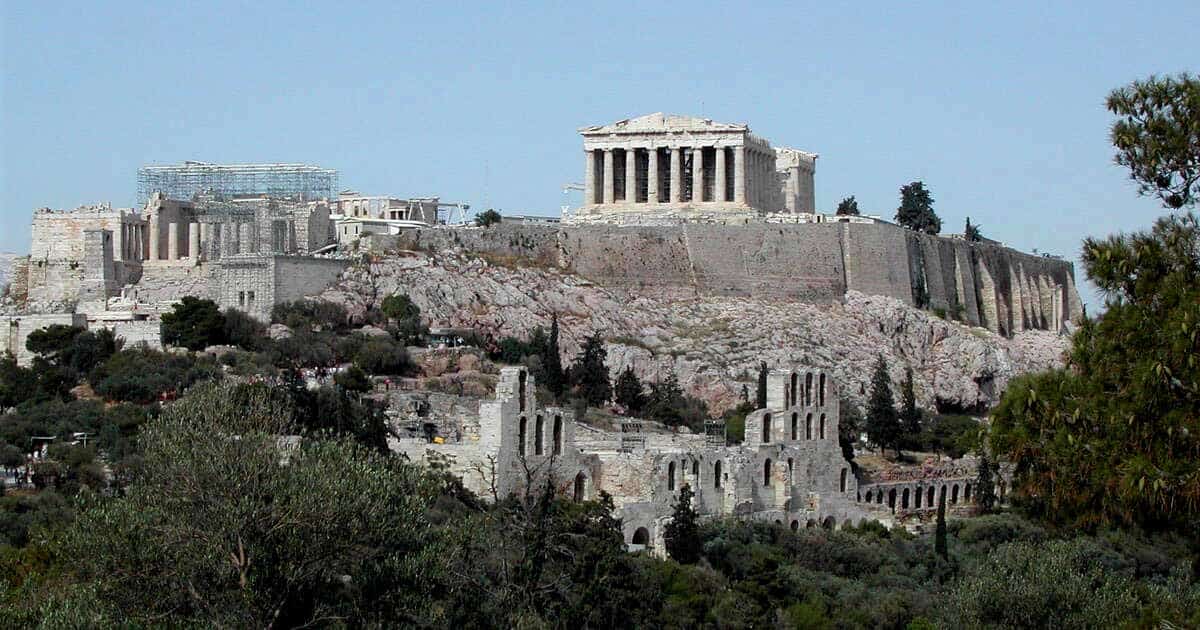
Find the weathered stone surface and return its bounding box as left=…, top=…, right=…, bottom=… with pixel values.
left=320, top=250, right=1069, bottom=415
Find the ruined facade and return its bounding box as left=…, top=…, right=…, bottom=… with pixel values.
left=576, top=113, right=816, bottom=222
left=397, top=367, right=982, bottom=552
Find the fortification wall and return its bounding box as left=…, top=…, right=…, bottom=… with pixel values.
left=1, top=313, right=88, bottom=365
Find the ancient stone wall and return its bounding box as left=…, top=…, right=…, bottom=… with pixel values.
left=1, top=313, right=88, bottom=365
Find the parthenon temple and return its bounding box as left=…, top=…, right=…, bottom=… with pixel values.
left=576, top=113, right=816, bottom=218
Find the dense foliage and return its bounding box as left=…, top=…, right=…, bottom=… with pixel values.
left=1107, top=73, right=1200, bottom=209
left=160, top=296, right=225, bottom=350
left=895, top=181, right=941, bottom=234
left=866, top=356, right=901, bottom=456
left=836, top=195, right=860, bottom=216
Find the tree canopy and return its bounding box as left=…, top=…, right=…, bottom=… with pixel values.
left=866, top=357, right=901, bottom=457
left=895, top=181, right=941, bottom=234
left=836, top=196, right=860, bottom=216
left=161, top=296, right=226, bottom=351
left=1107, top=73, right=1200, bottom=209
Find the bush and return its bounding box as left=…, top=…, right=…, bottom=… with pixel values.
left=89, top=348, right=221, bottom=404
left=474, top=209, right=502, bottom=227
left=222, top=308, right=267, bottom=351
left=161, top=297, right=226, bottom=351
left=271, top=299, right=349, bottom=332
left=353, top=337, right=414, bottom=376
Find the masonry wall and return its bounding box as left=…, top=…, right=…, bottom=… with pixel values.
left=1, top=313, right=88, bottom=365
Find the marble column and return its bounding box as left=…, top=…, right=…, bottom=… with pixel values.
left=625, top=148, right=637, bottom=203
left=167, top=222, right=179, bottom=261
left=692, top=147, right=704, bottom=202
left=647, top=147, right=659, bottom=203
left=148, top=218, right=160, bottom=261
left=670, top=147, right=682, bottom=203
left=584, top=150, right=596, bottom=205
left=189, top=222, right=201, bottom=262
left=715, top=147, right=727, bottom=203
left=734, top=146, right=746, bottom=204
left=602, top=149, right=614, bottom=205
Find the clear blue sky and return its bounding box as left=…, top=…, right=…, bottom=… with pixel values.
left=3, top=1, right=1197, bottom=308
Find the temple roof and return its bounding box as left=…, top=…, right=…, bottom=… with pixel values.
left=579, top=113, right=748, bottom=135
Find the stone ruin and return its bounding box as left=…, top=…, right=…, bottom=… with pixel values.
left=394, top=366, right=986, bottom=553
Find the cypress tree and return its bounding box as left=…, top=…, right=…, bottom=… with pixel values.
left=569, top=331, right=611, bottom=407
left=614, top=366, right=646, bottom=415
left=976, top=453, right=997, bottom=513
left=935, top=493, right=948, bottom=559
left=543, top=313, right=565, bottom=398
left=866, top=356, right=902, bottom=458
left=899, top=367, right=922, bottom=441
left=895, top=181, right=941, bottom=234
left=756, top=361, right=768, bottom=409
left=663, top=484, right=702, bottom=564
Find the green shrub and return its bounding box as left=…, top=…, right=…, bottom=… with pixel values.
left=354, top=337, right=413, bottom=376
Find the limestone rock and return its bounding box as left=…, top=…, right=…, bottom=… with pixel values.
left=267, top=324, right=293, bottom=340
left=320, top=251, right=1071, bottom=415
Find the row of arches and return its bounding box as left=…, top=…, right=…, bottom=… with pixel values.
left=516, top=414, right=563, bottom=457
left=762, top=412, right=827, bottom=443
left=666, top=458, right=711, bottom=492
left=858, top=479, right=1006, bottom=513
left=786, top=371, right=827, bottom=408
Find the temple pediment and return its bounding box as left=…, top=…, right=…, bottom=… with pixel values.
left=579, top=113, right=748, bottom=135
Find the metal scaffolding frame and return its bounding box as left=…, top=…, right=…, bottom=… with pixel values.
left=137, top=161, right=339, bottom=205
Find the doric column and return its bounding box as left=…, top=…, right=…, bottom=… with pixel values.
left=692, top=147, right=704, bottom=202
left=670, top=147, right=682, bottom=203
left=647, top=147, right=659, bottom=203
left=715, top=147, right=727, bottom=203
left=734, top=146, right=747, bottom=204
left=584, top=150, right=596, bottom=205
left=625, top=148, right=637, bottom=203
left=167, top=222, right=179, bottom=261
left=148, top=218, right=160, bottom=261
left=189, top=222, right=201, bottom=262
left=602, top=149, right=614, bottom=205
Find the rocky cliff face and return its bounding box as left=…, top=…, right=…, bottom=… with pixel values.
left=320, top=250, right=1069, bottom=415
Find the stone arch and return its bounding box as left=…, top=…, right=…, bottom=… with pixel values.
left=774, top=519, right=783, bottom=526
left=668, top=461, right=676, bottom=491
left=631, top=527, right=650, bottom=546
left=518, top=416, right=527, bottom=457
left=914, top=487, right=922, bottom=509
left=819, top=373, right=827, bottom=406
left=964, top=483, right=972, bottom=501
left=762, top=413, right=772, bottom=443
left=805, top=373, right=814, bottom=406
left=790, top=372, right=798, bottom=407
left=821, top=516, right=835, bottom=529
left=790, top=520, right=799, bottom=531
left=552, top=415, right=563, bottom=455
left=790, top=412, right=798, bottom=440
left=692, top=459, right=700, bottom=481
left=573, top=472, right=586, bottom=502
left=763, top=458, right=772, bottom=487
left=951, top=484, right=960, bottom=504
left=819, top=413, right=826, bottom=439
left=876, top=491, right=884, bottom=505
left=806, top=519, right=816, bottom=528
left=535, top=415, right=544, bottom=455
left=926, top=486, right=935, bottom=507
left=840, top=468, right=848, bottom=493
left=939, top=485, right=947, bottom=506
left=518, top=370, right=527, bottom=412
left=901, top=487, right=910, bottom=509
left=805, top=413, right=813, bottom=440
left=888, top=488, right=897, bottom=512
left=864, top=489, right=873, bottom=503
left=713, top=460, right=722, bottom=488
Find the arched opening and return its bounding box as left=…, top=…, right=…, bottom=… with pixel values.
left=774, top=519, right=783, bottom=526
left=535, top=415, right=544, bottom=455
left=805, top=413, right=813, bottom=440
left=573, top=473, right=586, bottom=502
left=951, top=484, right=960, bottom=504
left=762, top=413, right=772, bottom=443
left=692, top=460, right=700, bottom=483
left=518, top=416, right=527, bottom=457
left=552, top=415, right=563, bottom=455
left=819, top=414, right=826, bottom=439
left=914, top=487, right=922, bottom=509
left=631, top=527, right=650, bottom=546
left=822, top=516, right=835, bottom=529
left=840, top=468, right=848, bottom=492
left=805, top=373, right=814, bottom=406
left=888, top=488, right=897, bottom=512
left=806, top=519, right=816, bottom=529
left=901, top=488, right=910, bottom=509
left=876, top=491, right=884, bottom=505
left=763, top=459, right=772, bottom=487
left=790, top=520, right=799, bottom=531
left=926, top=486, right=935, bottom=507
left=668, top=461, right=676, bottom=491
left=819, top=373, right=826, bottom=406
left=790, top=372, right=798, bottom=407
left=939, top=485, right=947, bottom=506
left=790, top=412, right=798, bottom=440
left=865, top=490, right=873, bottom=503
left=713, top=460, right=722, bottom=488
left=518, top=370, right=527, bottom=412
left=964, top=483, right=972, bottom=501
